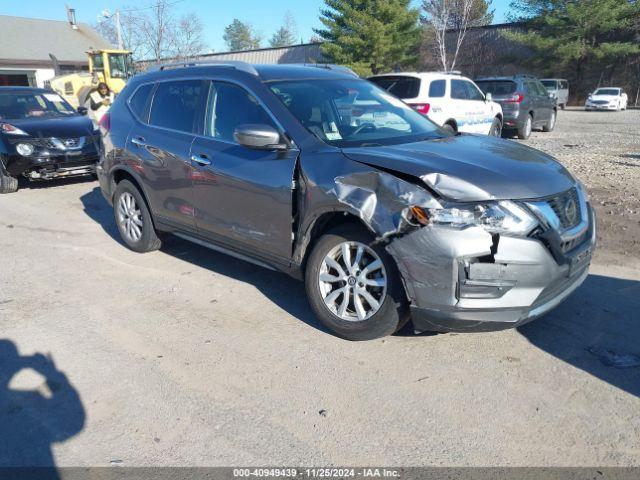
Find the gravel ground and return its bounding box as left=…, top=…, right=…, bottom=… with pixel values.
left=0, top=108, right=639, bottom=468
left=522, top=108, right=640, bottom=264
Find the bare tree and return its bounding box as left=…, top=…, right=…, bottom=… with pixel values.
left=93, top=8, right=145, bottom=59
left=170, top=13, right=206, bottom=59
left=422, top=0, right=493, bottom=70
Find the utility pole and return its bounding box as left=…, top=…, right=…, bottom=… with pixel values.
left=115, top=9, right=123, bottom=50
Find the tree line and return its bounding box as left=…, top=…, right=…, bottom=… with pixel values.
left=96, top=0, right=640, bottom=92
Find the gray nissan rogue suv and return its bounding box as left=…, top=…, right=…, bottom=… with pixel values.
left=97, top=62, right=596, bottom=340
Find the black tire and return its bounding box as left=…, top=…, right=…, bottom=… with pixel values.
left=542, top=110, right=556, bottom=132
left=488, top=117, right=502, bottom=137
left=442, top=123, right=456, bottom=134
left=304, top=226, right=409, bottom=341
left=560, top=103, right=566, bottom=110
left=112, top=179, right=161, bottom=253
left=517, top=114, right=533, bottom=140
left=0, top=170, right=18, bottom=194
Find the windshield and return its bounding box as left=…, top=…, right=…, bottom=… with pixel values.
left=108, top=53, right=134, bottom=79
left=594, top=88, right=619, bottom=96
left=475, top=80, right=517, bottom=96
left=268, top=79, right=442, bottom=148
left=540, top=80, right=557, bottom=90
left=0, top=91, right=76, bottom=120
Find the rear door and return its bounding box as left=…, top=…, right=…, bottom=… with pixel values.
left=189, top=81, right=298, bottom=262
left=125, top=79, right=205, bottom=229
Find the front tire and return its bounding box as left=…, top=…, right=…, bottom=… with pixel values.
left=113, top=179, right=161, bottom=253
left=0, top=170, right=18, bottom=194
left=305, top=226, right=409, bottom=340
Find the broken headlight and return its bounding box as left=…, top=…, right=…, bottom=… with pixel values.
left=412, top=201, right=538, bottom=235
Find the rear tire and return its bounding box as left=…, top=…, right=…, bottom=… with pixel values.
left=517, top=114, right=533, bottom=140
left=542, top=110, right=556, bottom=132
left=488, top=117, right=502, bottom=137
left=0, top=170, right=18, bottom=194
left=442, top=123, right=456, bottom=135
left=560, top=103, right=566, bottom=110
left=113, top=179, right=161, bottom=253
left=305, top=226, right=409, bottom=341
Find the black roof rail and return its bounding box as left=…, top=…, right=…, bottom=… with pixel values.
left=150, top=60, right=259, bottom=76
left=306, top=63, right=359, bottom=77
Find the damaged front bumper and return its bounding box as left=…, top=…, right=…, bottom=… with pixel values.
left=387, top=204, right=596, bottom=333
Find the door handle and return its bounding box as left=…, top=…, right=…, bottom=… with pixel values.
left=190, top=154, right=211, bottom=167
left=131, top=137, right=147, bottom=147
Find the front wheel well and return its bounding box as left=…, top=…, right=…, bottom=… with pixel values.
left=444, top=119, right=458, bottom=131
left=299, top=211, right=372, bottom=270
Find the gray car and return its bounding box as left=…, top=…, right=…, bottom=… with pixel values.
left=97, top=62, right=595, bottom=340
left=475, top=75, right=558, bottom=140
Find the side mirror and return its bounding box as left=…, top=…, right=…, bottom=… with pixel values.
left=485, top=92, right=492, bottom=102
left=234, top=124, right=287, bottom=151
left=77, top=106, right=88, bottom=115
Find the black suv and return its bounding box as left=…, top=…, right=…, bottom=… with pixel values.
left=97, top=62, right=595, bottom=340
left=475, top=75, right=557, bottom=140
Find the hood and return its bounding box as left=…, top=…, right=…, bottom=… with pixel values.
left=341, top=134, right=575, bottom=202
left=589, top=94, right=619, bottom=100
left=6, top=115, right=96, bottom=138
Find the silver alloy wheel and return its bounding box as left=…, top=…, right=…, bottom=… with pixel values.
left=117, top=192, right=143, bottom=243
left=525, top=116, right=532, bottom=137
left=318, top=241, right=387, bottom=322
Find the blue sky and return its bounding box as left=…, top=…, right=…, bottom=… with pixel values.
left=1, top=0, right=513, bottom=52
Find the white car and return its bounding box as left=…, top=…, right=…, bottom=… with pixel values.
left=585, top=87, right=628, bottom=111
left=368, top=72, right=503, bottom=136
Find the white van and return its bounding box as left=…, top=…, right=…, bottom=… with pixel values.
left=540, top=79, right=569, bottom=109
left=369, top=72, right=504, bottom=136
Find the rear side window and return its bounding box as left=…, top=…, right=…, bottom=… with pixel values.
left=149, top=80, right=203, bottom=133
left=428, top=79, right=445, bottom=98
left=206, top=82, right=277, bottom=143
left=369, top=76, right=421, bottom=99
left=129, top=83, right=153, bottom=121
left=450, top=80, right=468, bottom=100
left=475, top=80, right=517, bottom=96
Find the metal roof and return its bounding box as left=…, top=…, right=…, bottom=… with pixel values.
left=0, top=15, right=113, bottom=65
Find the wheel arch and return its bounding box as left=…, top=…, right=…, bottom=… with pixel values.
left=295, top=210, right=374, bottom=272
left=444, top=118, right=458, bottom=131
left=110, top=167, right=156, bottom=223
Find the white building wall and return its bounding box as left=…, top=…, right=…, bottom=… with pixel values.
left=35, top=68, right=56, bottom=87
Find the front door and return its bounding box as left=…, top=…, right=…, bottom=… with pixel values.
left=190, top=81, right=298, bottom=262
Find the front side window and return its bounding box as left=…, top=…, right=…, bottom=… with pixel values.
left=269, top=79, right=442, bottom=148
left=450, top=80, right=468, bottom=100
left=205, top=82, right=277, bottom=143
left=428, top=79, right=446, bottom=98
left=149, top=80, right=203, bottom=133
left=0, top=91, right=75, bottom=120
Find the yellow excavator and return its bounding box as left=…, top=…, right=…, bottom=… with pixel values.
left=48, top=49, right=134, bottom=108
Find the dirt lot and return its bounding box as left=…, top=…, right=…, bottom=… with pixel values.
left=0, top=108, right=639, bottom=468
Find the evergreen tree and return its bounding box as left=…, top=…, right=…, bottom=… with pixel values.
left=223, top=19, right=262, bottom=51
left=507, top=0, right=640, bottom=90
left=314, top=0, right=421, bottom=76
left=270, top=13, right=298, bottom=47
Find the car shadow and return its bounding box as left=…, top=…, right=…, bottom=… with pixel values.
left=0, top=339, right=85, bottom=477
left=79, top=187, right=329, bottom=335
left=518, top=274, right=640, bottom=398
left=17, top=175, right=96, bottom=191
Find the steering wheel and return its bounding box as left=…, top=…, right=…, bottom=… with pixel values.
left=352, top=123, right=377, bottom=135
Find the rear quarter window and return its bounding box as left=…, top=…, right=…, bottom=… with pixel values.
left=369, top=76, right=421, bottom=99
left=128, top=83, right=154, bottom=122
left=428, top=79, right=446, bottom=98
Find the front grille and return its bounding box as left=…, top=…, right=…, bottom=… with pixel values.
left=591, top=100, right=608, bottom=105
left=547, top=188, right=581, bottom=230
